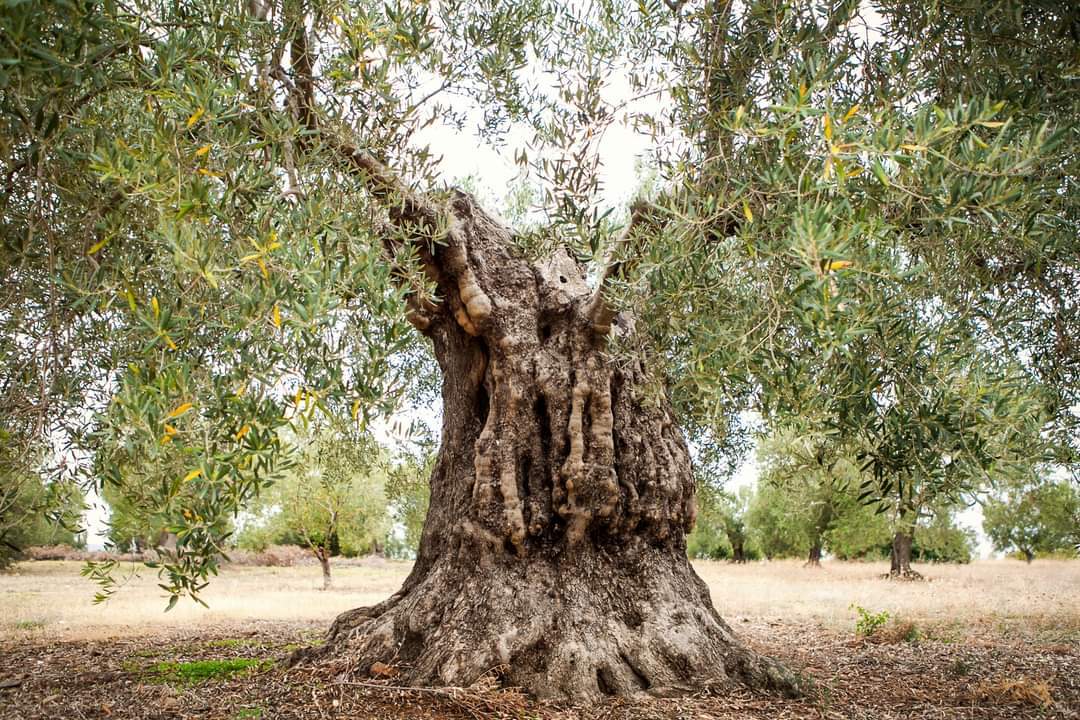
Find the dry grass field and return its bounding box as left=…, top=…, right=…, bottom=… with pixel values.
left=1, top=558, right=1078, bottom=718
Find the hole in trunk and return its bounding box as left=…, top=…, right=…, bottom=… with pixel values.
left=519, top=454, right=532, bottom=501
left=534, top=394, right=551, bottom=460
left=596, top=667, right=616, bottom=696
left=475, top=383, right=490, bottom=425
left=539, top=323, right=552, bottom=341
left=398, top=629, right=425, bottom=662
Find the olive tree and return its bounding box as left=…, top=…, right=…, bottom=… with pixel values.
left=2, top=0, right=1075, bottom=703
left=240, top=428, right=389, bottom=588
left=984, top=478, right=1080, bottom=563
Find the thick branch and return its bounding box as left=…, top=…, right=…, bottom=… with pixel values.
left=271, top=10, right=444, bottom=242
left=585, top=200, right=658, bottom=335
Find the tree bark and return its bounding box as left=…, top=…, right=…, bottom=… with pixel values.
left=731, top=541, right=747, bottom=564
left=805, top=543, right=822, bottom=567
left=1022, top=548, right=1034, bottom=564
left=888, top=531, right=923, bottom=580
left=294, top=192, right=797, bottom=702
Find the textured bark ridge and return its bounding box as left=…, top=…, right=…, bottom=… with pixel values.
left=297, top=191, right=799, bottom=702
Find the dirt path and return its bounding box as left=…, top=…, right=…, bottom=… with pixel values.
left=1, top=619, right=1076, bottom=719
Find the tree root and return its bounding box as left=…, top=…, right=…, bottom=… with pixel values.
left=290, top=545, right=803, bottom=704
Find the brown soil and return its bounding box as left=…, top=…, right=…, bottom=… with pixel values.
left=1, top=619, right=1076, bottom=719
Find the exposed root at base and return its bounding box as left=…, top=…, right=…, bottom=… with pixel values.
left=289, top=549, right=803, bottom=704
left=883, top=569, right=926, bottom=581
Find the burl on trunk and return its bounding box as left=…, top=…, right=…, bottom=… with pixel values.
left=296, top=190, right=797, bottom=703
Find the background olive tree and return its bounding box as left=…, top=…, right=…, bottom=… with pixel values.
left=238, top=427, right=390, bottom=588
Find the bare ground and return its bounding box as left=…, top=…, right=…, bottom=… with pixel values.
left=1, top=559, right=1078, bottom=719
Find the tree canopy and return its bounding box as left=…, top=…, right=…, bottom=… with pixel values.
left=1, top=0, right=1076, bottom=601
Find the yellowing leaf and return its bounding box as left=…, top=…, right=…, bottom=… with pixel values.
left=256, top=258, right=269, bottom=279
left=183, top=469, right=202, bottom=483
left=151, top=296, right=160, bottom=318
left=352, top=399, right=361, bottom=421
left=235, top=424, right=251, bottom=441
left=194, top=144, right=211, bottom=157
left=160, top=435, right=173, bottom=445
left=847, top=165, right=864, bottom=177
left=900, top=144, right=924, bottom=152
left=823, top=113, right=833, bottom=142
left=88, top=237, right=109, bottom=255
left=186, top=107, right=205, bottom=128
left=163, top=423, right=178, bottom=436
left=166, top=402, right=193, bottom=419
left=977, top=120, right=1005, bottom=128
left=272, top=303, right=281, bottom=329
left=843, top=104, right=860, bottom=122
left=827, top=260, right=854, bottom=271
left=197, top=168, right=221, bottom=177
left=742, top=200, right=754, bottom=223
left=163, top=334, right=177, bottom=351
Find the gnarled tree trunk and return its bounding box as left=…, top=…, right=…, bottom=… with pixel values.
left=295, top=192, right=797, bottom=702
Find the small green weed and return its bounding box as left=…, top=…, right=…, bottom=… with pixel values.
left=146, top=658, right=273, bottom=685
left=850, top=604, right=890, bottom=637
left=205, top=638, right=252, bottom=649
left=15, top=619, right=46, bottom=630
left=231, top=709, right=263, bottom=719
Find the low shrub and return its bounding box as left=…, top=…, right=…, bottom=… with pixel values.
left=850, top=604, right=891, bottom=637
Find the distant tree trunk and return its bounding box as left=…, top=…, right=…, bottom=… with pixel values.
left=805, top=543, right=822, bottom=567
left=314, top=546, right=332, bottom=590
left=294, top=192, right=797, bottom=702
left=888, top=531, right=923, bottom=580
left=1022, top=547, right=1035, bottom=564
left=731, top=541, right=747, bottom=563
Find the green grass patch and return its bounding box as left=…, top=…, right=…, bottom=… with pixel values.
left=14, top=619, right=46, bottom=630
left=145, top=658, right=273, bottom=685
left=231, top=709, right=263, bottom=719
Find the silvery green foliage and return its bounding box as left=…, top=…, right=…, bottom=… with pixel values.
left=1, top=0, right=1074, bottom=601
